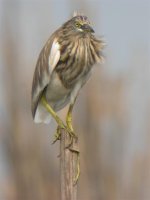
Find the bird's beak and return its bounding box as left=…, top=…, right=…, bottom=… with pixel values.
left=82, top=24, right=95, bottom=33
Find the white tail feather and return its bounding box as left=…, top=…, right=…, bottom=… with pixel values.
left=34, top=103, right=52, bottom=124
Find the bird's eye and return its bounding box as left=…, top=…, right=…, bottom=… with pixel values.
left=75, top=22, right=81, bottom=28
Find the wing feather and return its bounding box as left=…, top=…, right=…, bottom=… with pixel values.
left=49, top=38, right=60, bottom=72
left=31, top=36, right=60, bottom=118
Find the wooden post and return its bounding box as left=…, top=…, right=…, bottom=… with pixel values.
left=60, top=129, right=79, bottom=200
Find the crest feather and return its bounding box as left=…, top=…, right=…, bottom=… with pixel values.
left=73, top=11, right=84, bottom=17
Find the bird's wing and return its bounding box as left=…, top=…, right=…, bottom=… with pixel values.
left=31, top=37, right=60, bottom=118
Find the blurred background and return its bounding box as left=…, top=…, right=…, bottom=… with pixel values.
left=0, top=0, right=149, bottom=200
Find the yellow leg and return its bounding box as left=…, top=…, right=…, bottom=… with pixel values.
left=66, top=104, right=74, bottom=132
left=66, top=92, right=79, bottom=134
left=41, top=96, right=73, bottom=143
left=41, top=96, right=65, bottom=128
left=66, top=103, right=78, bottom=139
left=65, top=103, right=78, bottom=148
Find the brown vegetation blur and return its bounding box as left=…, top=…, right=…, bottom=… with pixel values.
left=0, top=1, right=149, bottom=200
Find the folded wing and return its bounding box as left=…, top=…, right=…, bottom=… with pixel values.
left=31, top=36, right=60, bottom=120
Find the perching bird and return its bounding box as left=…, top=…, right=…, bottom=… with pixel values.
left=31, top=12, right=104, bottom=137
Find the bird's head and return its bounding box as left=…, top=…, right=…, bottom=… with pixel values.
left=63, top=13, right=95, bottom=35
left=73, top=15, right=94, bottom=33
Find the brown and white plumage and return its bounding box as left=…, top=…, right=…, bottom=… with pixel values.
left=31, top=13, right=104, bottom=124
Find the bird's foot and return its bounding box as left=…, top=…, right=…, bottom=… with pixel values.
left=52, top=121, right=77, bottom=146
